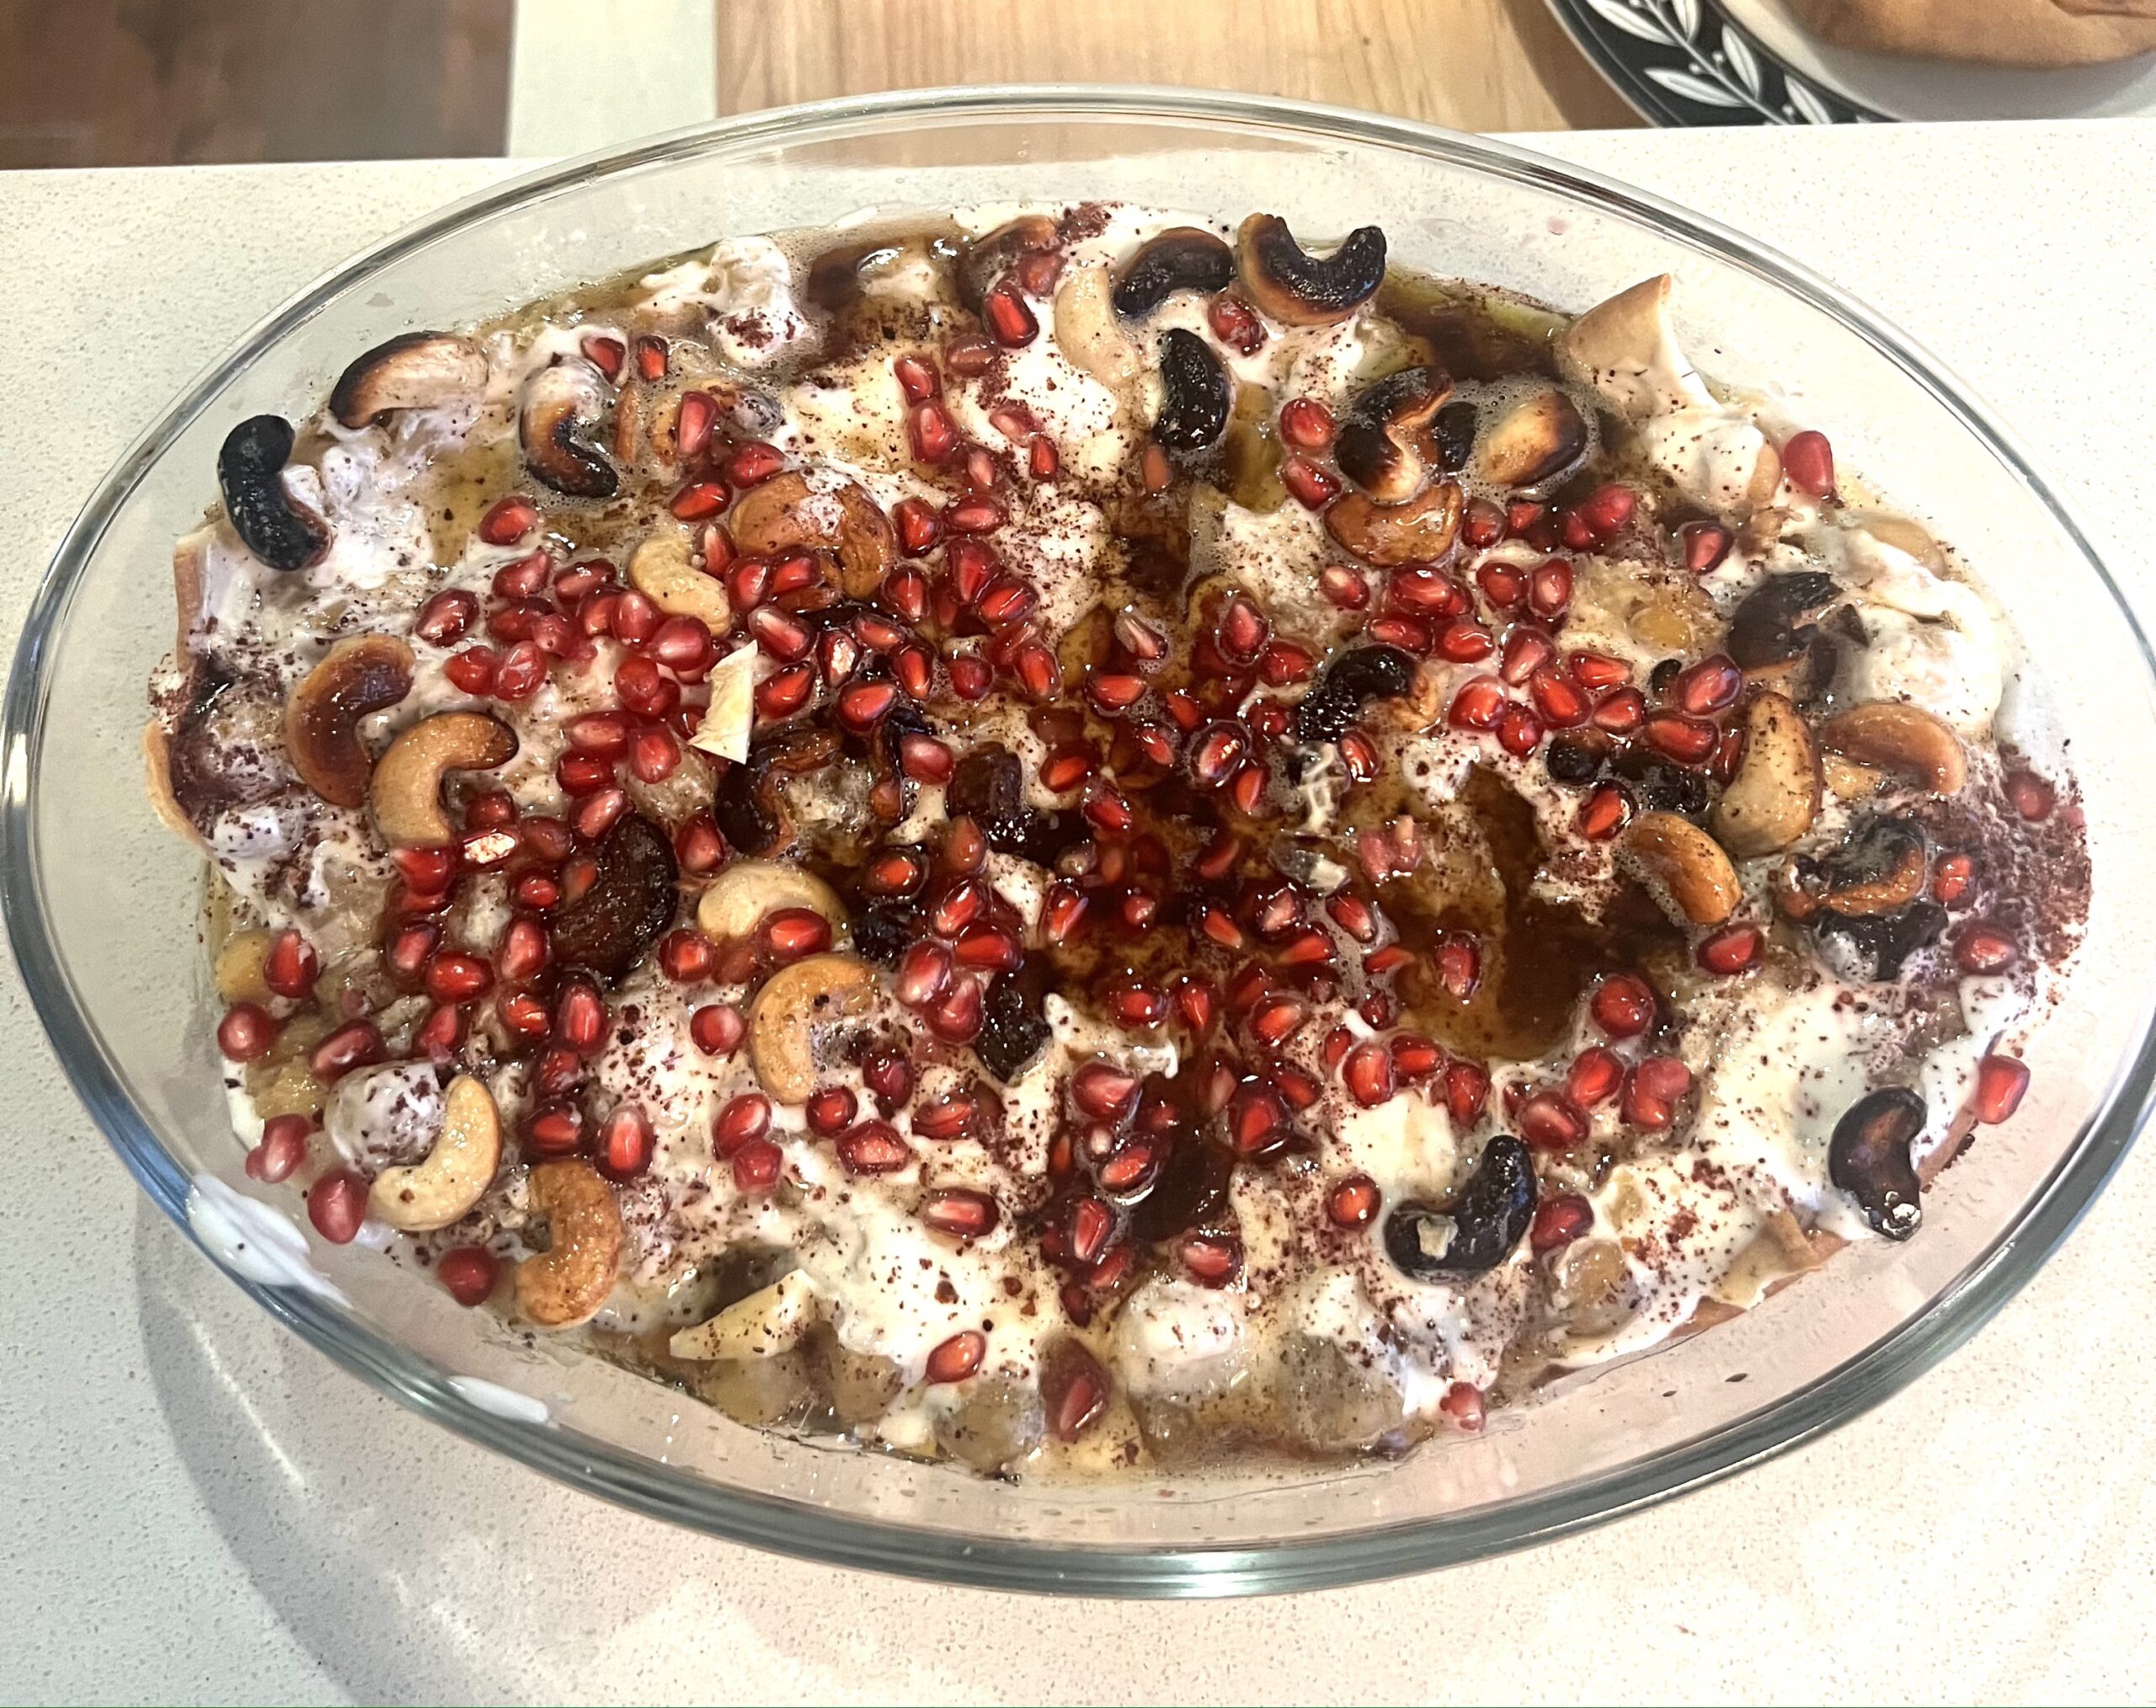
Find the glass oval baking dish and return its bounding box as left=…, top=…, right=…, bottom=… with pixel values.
left=7, top=88, right=2154, bottom=1597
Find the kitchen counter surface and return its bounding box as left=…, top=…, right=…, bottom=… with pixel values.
left=4, top=120, right=2153, bottom=1705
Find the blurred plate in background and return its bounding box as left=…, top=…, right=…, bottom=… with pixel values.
left=1548, top=0, right=2156, bottom=122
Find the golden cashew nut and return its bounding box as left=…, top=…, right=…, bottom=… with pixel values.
left=367, top=1074, right=504, bottom=1232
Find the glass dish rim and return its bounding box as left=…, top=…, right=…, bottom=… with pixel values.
left=7, top=84, right=2152, bottom=1598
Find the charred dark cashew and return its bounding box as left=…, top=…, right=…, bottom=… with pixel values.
left=547, top=812, right=679, bottom=985
left=328, top=332, right=488, bottom=428
left=1334, top=367, right=1454, bottom=503
left=1384, top=1135, right=1538, bottom=1278
left=1235, top=215, right=1386, bottom=328
left=217, top=415, right=328, bottom=573
left=714, top=728, right=843, bottom=857
left=1152, top=328, right=1231, bottom=452
left=284, top=633, right=415, bottom=809
left=1726, top=572, right=1842, bottom=672
left=519, top=357, right=618, bottom=499
left=958, top=214, right=1058, bottom=308
left=1292, top=645, right=1418, bottom=745
left=1828, top=1086, right=1925, bottom=1240
left=1111, top=228, right=1235, bottom=318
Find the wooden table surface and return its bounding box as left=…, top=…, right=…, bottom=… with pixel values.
left=714, top=0, right=1644, bottom=131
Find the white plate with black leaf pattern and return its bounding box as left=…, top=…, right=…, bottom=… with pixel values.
left=1546, top=0, right=2156, bottom=123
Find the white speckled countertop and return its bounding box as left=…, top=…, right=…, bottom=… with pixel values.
left=4, top=122, right=2155, bottom=1704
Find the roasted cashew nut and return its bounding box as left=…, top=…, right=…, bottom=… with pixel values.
left=1817, top=702, right=1967, bottom=796
left=1235, top=214, right=1386, bottom=328
left=369, top=711, right=517, bottom=846
left=729, top=470, right=896, bottom=600
left=329, top=332, right=488, bottom=428
left=1620, top=811, right=1742, bottom=926
left=284, top=633, right=415, bottom=809
left=669, top=1270, right=823, bottom=1360
left=1710, top=691, right=1818, bottom=857
left=1324, top=480, right=1463, bottom=567
left=627, top=529, right=733, bottom=632
left=748, top=952, right=875, bottom=1105
left=695, top=859, right=851, bottom=947
left=1053, top=261, right=1142, bottom=391
left=520, top=357, right=618, bottom=499
left=1476, top=388, right=1590, bottom=490
left=514, top=1159, right=623, bottom=1329
left=367, top=1074, right=503, bottom=1232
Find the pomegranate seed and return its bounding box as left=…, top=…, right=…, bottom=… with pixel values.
left=492, top=550, right=551, bottom=600
left=307, top=1168, right=369, bottom=1244
left=1366, top=616, right=1431, bottom=655
left=908, top=399, right=960, bottom=464
left=928, top=974, right=985, bottom=1043
left=1069, top=1197, right=1113, bottom=1267
left=1781, top=430, right=1835, bottom=497
left=2004, top=771, right=2056, bottom=821
left=569, top=787, right=627, bottom=843
left=595, top=1104, right=655, bottom=1182
left=1566, top=1046, right=1625, bottom=1108
left=1437, top=936, right=1481, bottom=1001
left=1499, top=627, right=1553, bottom=686
left=311, top=1020, right=384, bottom=1081
left=1673, top=654, right=1742, bottom=716
left=762, top=908, right=832, bottom=962
left=244, top=1113, right=312, bottom=1184
left=1188, top=723, right=1248, bottom=787
left=1106, top=979, right=1168, bottom=1029
left=1320, top=565, right=1369, bottom=610
left=492, top=641, right=547, bottom=701
left=1698, top=923, right=1764, bottom=975
left=1071, top=1061, right=1141, bottom=1124
left=835, top=1119, right=910, bottom=1179
left=953, top=923, right=1021, bottom=972
left=413, top=589, right=478, bottom=646
left=1527, top=558, right=1572, bottom=621
left=1086, top=670, right=1148, bottom=713
left=387, top=922, right=443, bottom=981
left=497, top=990, right=550, bottom=1041
left=436, top=1245, right=499, bottom=1305
left=946, top=496, right=1006, bottom=535
left=920, top=1188, right=999, bottom=1240
left=1278, top=398, right=1335, bottom=450
left=1955, top=924, right=2018, bottom=974
left=893, top=354, right=939, bottom=403
left=554, top=980, right=606, bottom=1052
left=477, top=494, right=537, bottom=547
left=1584, top=688, right=1643, bottom=738
left=1179, top=1232, right=1241, bottom=1286
left=803, top=1086, right=856, bottom=1137
left=1326, top=1173, right=1381, bottom=1229
left=423, top=952, right=493, bottom=1005
left=1530, top=1193, right=1593, bottom=1253
left=631, top=334, right=668, bottom=382
left=1279, top=456, right=1340, bottom=510
left=722, top=441, right=784, bottom=488
left=731, top=1138, right=783, bottom=1193
left=1589, top=974, right=1657, bottom=1040
left=1932, top=853, right=1975, bottom=907
left=611, top=589, right=660, bottom=643
left=667, top=481, right=725, bottom=522
left=1448, top=676, right=1506, bottom=731
left=1518, top=1090, right=1587, bottom=1152
left=1245, top=992, right=1306, bottom=1047
left=1642, top=713, right=1718, bottom=765
left=712, top=1092, right=773, bottom=1156
left=1207, top=293, right=1265, bottom=353
left=1435, top=619, right=1496, bottom=664
left=679, top=1006, right=740, bottom=1064
left=1678, top=520, right=1733, bottom=575
left=1975, top=1054, right=2031, bottom=1124
left=255, top=928, right=317, bottom=1000
left=1495, top=702, right=1544, bottom=758
left=443, top=647, right=498, bottom=696
left=580, top=334, right=625, bottom=381
left=983, top=282, right=1039, bottom=346
left=1440, top=1382, right=1486, bottom=1433
left=1342, top=1042, right=1396, bottom=1108
left=1525, top=669, right=1588, bottom=730
left=1326, top=893, right=1377, bottom=944
left=1216, top=595, right=1269, bottom=665
left=926, top=1330, right=986, bottom=1384
left=1577, top=782, right=1632, bottom=840
left=1477, top=563, right=1525, bottom=610
left=1444, top=1059, right=1490, bottom=1126
left=1623, top=1055, right=1693, bottom=1130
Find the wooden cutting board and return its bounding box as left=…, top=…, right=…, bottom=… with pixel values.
left=715, top=0, right=1641, bottom=131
